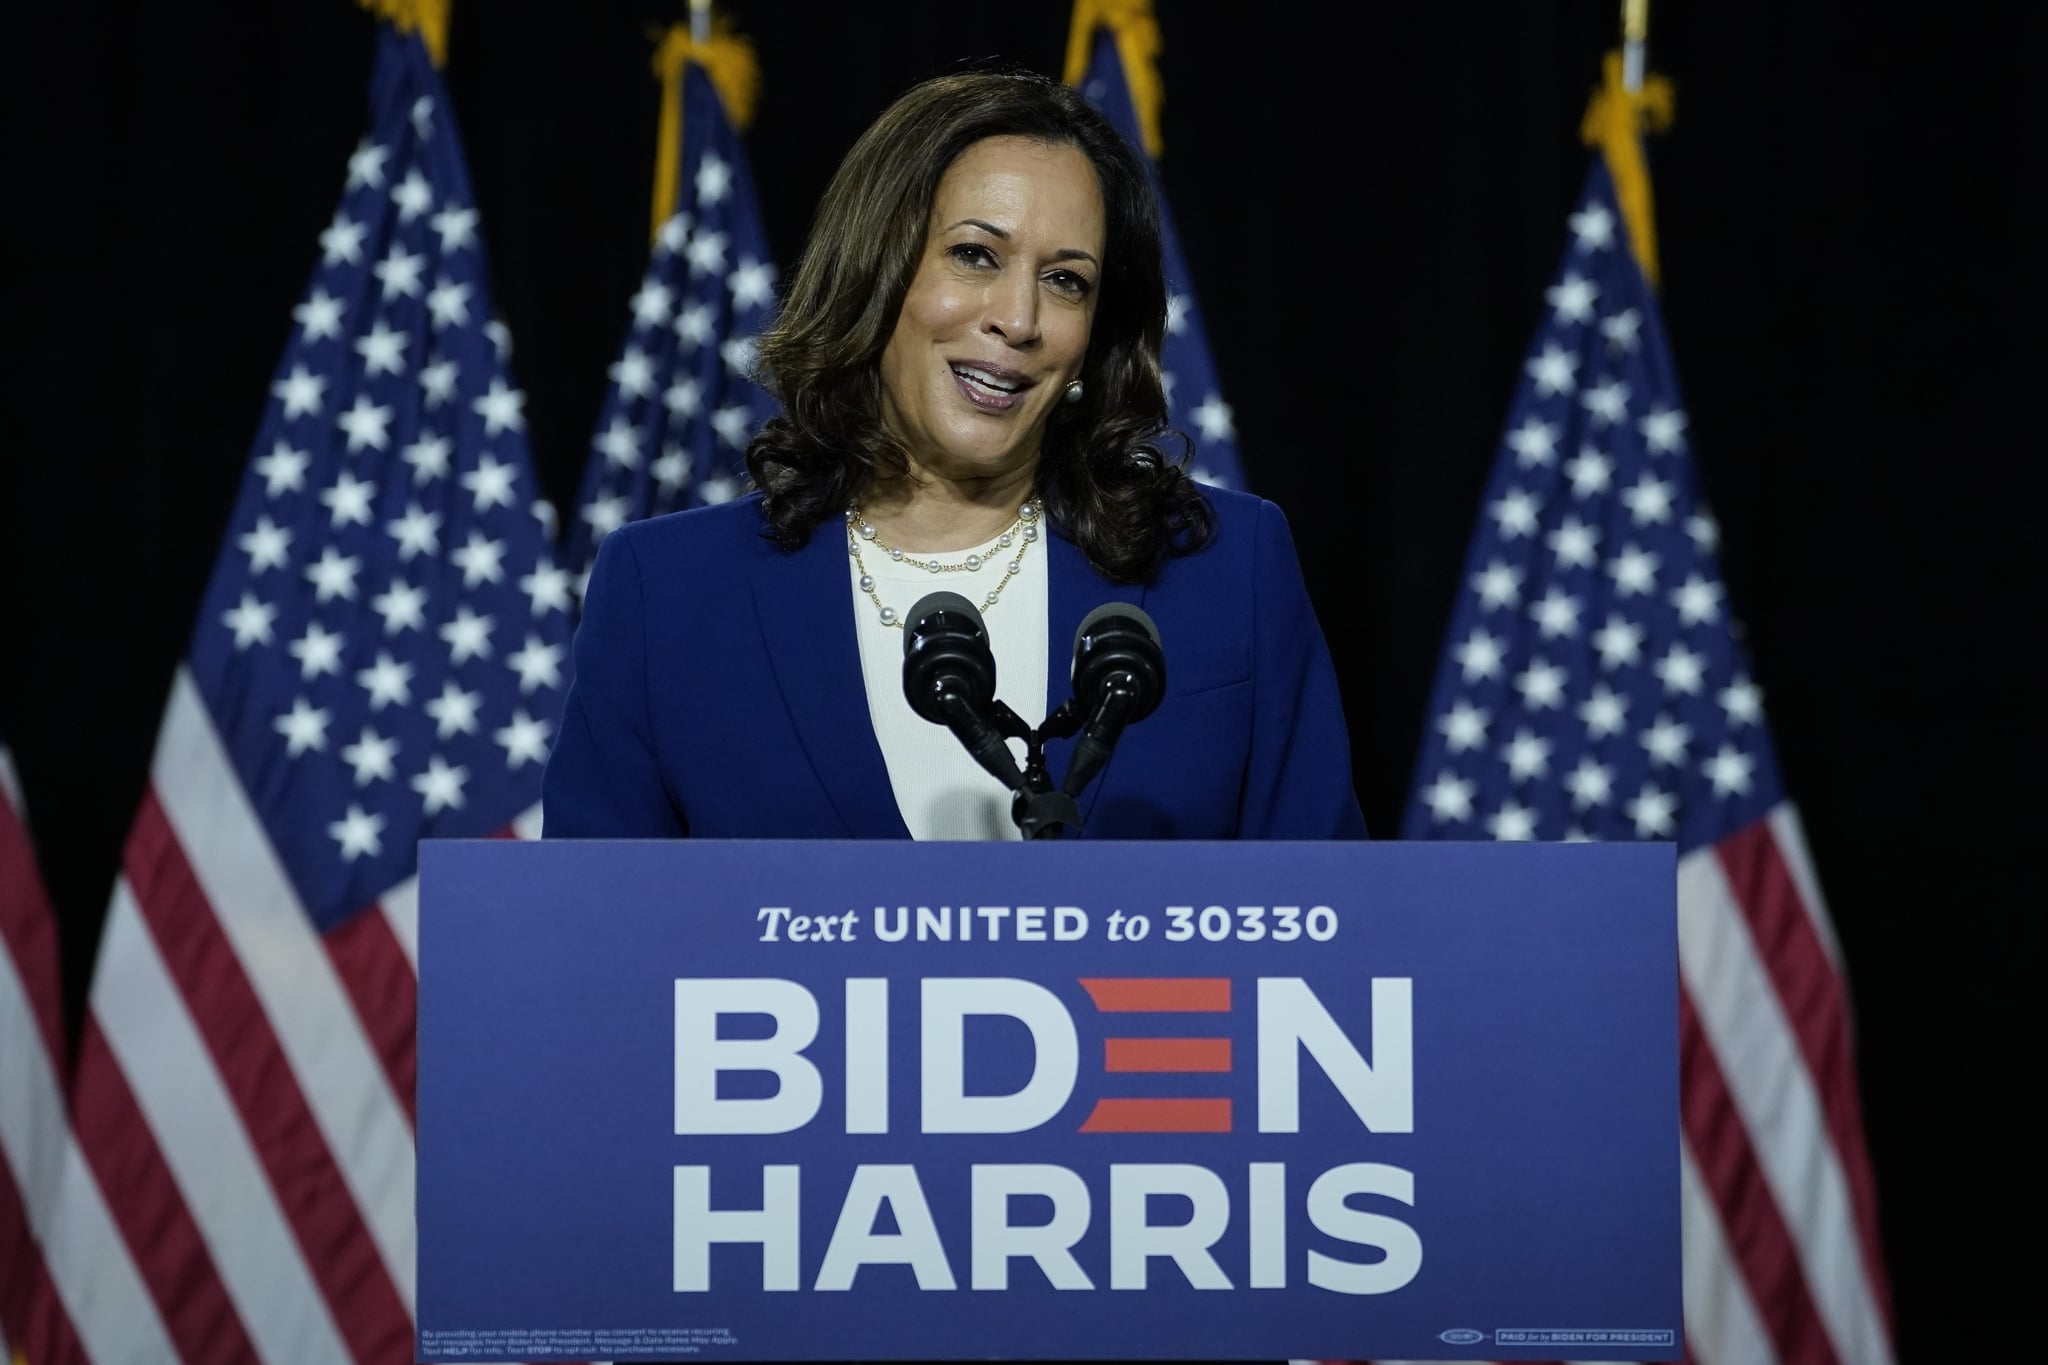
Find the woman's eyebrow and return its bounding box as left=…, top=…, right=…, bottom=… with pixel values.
left=943, top=217, right=1007, bottom=237
left=943, top=219, right=1099, bottom=268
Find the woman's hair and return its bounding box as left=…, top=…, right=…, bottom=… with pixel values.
left=745, top=69, right=1214, bottom=583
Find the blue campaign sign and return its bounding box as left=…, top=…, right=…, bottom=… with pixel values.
left=416, top=839, right=1680, bottom=1362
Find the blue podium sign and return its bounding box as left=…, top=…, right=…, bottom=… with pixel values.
left=416, top=839, right=1679, bottom=1362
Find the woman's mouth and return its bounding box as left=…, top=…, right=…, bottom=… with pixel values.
left=950, top=363, right=1031, bottom=413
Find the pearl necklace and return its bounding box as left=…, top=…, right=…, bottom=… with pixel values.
left=846, top=500, right=1042, bottom=627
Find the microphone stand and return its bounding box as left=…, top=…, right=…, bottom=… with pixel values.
left=994, top=693, right=1130, bottom=842
left=1004, top=700, right=1082, bottom=841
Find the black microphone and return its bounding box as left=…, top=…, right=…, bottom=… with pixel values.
left=902, top=591, right=1023, bottom=790
left=1060, top=603, right=1165, bottom=798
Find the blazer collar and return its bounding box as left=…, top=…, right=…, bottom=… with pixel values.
left=748, top=512, right=1148, bottom=840
left=748, top=518, right=910, bottom=839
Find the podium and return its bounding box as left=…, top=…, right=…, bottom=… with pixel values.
left=416, top=839, right=1681, bottom=1362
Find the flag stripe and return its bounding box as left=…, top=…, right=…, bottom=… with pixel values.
left=379, top=873, right=421, bottom=969
left=28, top=1134, right=173, bottom=1365
left=0, top=768, right=61, bottom=1360
left=72, top=1004, right=270, bottom=1363
left=326, top=902, right=422, bottom=1128
left=0, top=946, right=81, bottom=1365
left=0, top=1154, right=42, bottom=1359
left=1678, top=984, right=1840, bottom=1365
left=1680, top=1136, right=1778, bottom=1365
left=0, top=778, right=62, bottom=1066
left=0, top=754, right=79, bottom=1365
left=8, top=1149, right=159, bottom=1365
left=155, top=668, right=419, bottom=1312
left=1715, top=821, right=1891, bottom=1331
left=89, top=887, right=351, bottom=1364
left=0, top=1220, right=91, bottom=1365
left=126, top=789, right=413, bottom=1363
left=1678, top=847, right=1893, bottom=1365
left=5, top=757, right=179, bottom=1365
left=1765, top=806, right=1839, bottom=967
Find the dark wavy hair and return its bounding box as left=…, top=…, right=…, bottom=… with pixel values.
left=745, top=70, right=1214, bottom=583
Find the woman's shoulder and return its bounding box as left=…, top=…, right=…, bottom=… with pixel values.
left=1193, top=481, right=1270, bottom=531
left=1135, top=483, right=1316, bottom=620
left=1179, top=482, right=1293, bottom=567
left=603, top=492, right=776, bottom=570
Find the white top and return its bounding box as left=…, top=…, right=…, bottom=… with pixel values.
left=848, top=518, right=1049, bottom=841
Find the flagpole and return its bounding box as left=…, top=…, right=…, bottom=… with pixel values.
left=1621, top=0, right=1649, bottom=93
left=691, top=0, right=711, bottom=45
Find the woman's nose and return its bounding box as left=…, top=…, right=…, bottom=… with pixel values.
left=980, top=274, right=1040, bottom=346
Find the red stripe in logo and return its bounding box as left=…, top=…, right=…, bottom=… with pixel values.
left=1079, top=977, right=1230, bottom=1012
left=1080, top=1098, right=1233, bottom=1133
left=1104, top=1037, right=1232, bottom=1073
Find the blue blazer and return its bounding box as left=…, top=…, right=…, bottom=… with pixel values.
left=541, top=487, right=1366, bottom=841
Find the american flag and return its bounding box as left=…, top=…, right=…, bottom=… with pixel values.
left=1071, top=9, right=1246, bottom=489
left=33, top=24, right=571, bottom=1362
left=1398, top=158, right=1894, bottom=1365
left=562, top=50, right=778, bottom=591
left=1, top=725, right=71, bottom=1362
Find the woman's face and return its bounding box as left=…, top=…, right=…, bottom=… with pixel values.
left=877, top=135, right=1105, bottom=487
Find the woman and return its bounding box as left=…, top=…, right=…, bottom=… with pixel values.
left=542, top=71, right=1364, bottom=841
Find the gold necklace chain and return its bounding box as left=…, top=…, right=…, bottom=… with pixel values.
left=845, top=500, right=1042, bottom=628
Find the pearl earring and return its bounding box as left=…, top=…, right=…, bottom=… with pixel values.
left=1063, top=379, right=1085, bottom=404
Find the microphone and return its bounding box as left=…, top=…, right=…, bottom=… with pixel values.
left=1060, top=603, right=1165, bottom=798
left=902, top=591, right=1023, bottom=790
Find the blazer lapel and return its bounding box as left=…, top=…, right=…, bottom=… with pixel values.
left=747, top=522, right=911, bottom=839
left=1044, top=528, right=1148, bottom=832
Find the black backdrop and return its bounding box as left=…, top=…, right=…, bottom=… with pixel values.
left=3, top=0, right=2032, bottom=1353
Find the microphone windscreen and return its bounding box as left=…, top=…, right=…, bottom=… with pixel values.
left=903, top=591, right=986, bottom=653
left=1071, top=603, right=1166, bottom=723
left=902, top=590, right=997, bottom=723
left=1072, top=601, right=1161, bottom=652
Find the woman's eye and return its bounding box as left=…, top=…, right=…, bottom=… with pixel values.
left=948, top=243, right=995, bottom=267
left=1047, top=270, right=1094, bottom=298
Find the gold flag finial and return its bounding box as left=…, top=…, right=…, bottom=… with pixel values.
left=1580, top=49, right=1674, bottom=285
left=1062, top=0, right=1165, bottom=158
left=648, top=10, right=761, bottom=241
left=357, top=0, right=449, bottom=68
